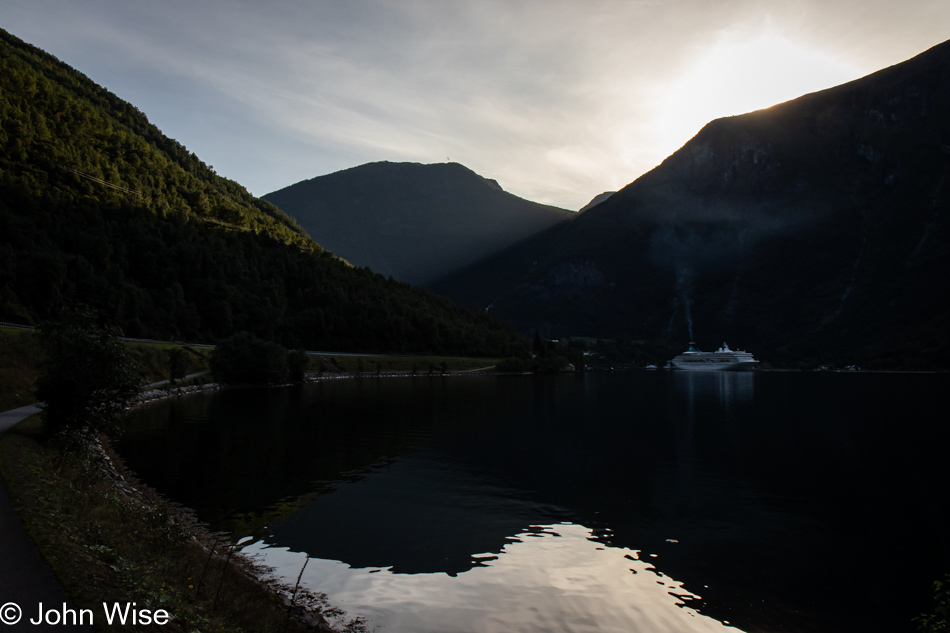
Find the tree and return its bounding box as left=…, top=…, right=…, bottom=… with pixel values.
left=166, top=347, right=188, bottom=385
left=287, top=349, right=310, bottom=382
left=34, top=307, right=142, bottom=439
left=566, top=347, right=585, bottom=370
left=495, top=357, right=527, bottom=372
left=210, top=331, right=288, bottom=384
left=538, top=354, right=569, bottom=374
left=915, top=575, right=950, bottom=632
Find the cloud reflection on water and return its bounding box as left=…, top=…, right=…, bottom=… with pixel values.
left=243, top=522, right=740, bottom=633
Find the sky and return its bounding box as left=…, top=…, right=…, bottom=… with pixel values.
left=5, top=1, right=950, bottom=210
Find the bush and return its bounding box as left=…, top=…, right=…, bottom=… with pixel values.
left=287, top=349, right=310, bottom=382
left=538, top=354, right=569, bottom=374
left=566, top=347, right=585, bottom=370
left=166, top=347, right=188, bottom=384
left=915, top=575, right=950, bottom=632
left=34, top=307, right=142, bottom=439
left=496, top=357, right=528, bottom=372
left=210, top=332, right=288, bottom=384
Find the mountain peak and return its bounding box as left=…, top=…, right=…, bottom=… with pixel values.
left=265, top=161, right=574, bottom=286
left=579, top=191, right=616, bottom=213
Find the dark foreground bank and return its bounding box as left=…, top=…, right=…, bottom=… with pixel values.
left=0, top=411, right=365, bottom=633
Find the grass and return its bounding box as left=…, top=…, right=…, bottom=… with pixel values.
left=0, top=414, right=363, bottom=632
left=122, top=341, right=210, bottom=384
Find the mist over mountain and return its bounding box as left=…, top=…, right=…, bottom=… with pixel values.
left=264, top=162, right=575, bottom=286
left=433, top=39, right=950, bottom=367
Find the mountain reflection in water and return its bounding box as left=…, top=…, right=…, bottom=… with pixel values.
left=119, top=372, right=950, bottom=633
left=243, top=522, right=733, bottom=633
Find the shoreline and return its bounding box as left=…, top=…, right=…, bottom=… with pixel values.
left=128, top=363, right=948, bottom=413
left=89, top=427, right=346, bottom=631
left=1, top=397, right=364, bottom=631
left=129, top=368, right=534, bottom=407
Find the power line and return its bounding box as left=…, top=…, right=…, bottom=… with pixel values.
left=41, top=155, right=142, bottom=199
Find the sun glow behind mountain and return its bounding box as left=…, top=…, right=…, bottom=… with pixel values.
left=651, top=33, right=861, bottom=159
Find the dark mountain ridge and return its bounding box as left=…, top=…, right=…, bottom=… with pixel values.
left=579, top=191, right=616, bottom=212
left=264, top=161, right=575, bottom=286
left=433, top=39, right=950, bottom=367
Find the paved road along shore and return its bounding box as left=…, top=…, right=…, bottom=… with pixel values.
left=0, top=404, right=91, bottom=632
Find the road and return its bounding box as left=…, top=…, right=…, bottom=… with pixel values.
left=0, top=405, right=91, bottom=631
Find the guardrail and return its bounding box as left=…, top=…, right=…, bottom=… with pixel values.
left=0, top=322, right=216, bottom=349
left=0, top=321, right=36, bottom=330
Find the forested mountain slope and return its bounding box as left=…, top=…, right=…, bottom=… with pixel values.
left=0, top=28, right=528, bottom=356
left=265, top=161, right=575, bottom=286
left=434, top=39, right=950, bottom=367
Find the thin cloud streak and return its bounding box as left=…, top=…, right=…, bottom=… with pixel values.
left=4, top=0, right=950, bottom=209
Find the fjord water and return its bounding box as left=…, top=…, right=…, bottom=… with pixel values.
left=118, top=372, right=949, bottom=632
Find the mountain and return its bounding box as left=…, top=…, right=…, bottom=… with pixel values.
left=264, top=161, right=575, bottom=286
left=579, top=191, right=616, bottom=212
left=0, top=28, right=528, bottom=357
left=433, top=40, right=950, bottom=368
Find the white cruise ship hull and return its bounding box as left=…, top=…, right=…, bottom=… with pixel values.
left=669, top=342, right=759, bottom=372
left=670, top=359, right=758, bottom=371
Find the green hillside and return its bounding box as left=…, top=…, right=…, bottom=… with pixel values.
left=0, top=28, right=528, bottom=357
left=0, top=30, right=309, bottom=248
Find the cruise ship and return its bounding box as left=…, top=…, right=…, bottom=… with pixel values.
left=669, top=342, right=759, bottom=371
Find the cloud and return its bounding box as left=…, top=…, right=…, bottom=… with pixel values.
left=4, top=0, right=950, bottom=209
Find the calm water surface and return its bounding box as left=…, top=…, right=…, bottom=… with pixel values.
left=118, top=372, right=950, bottom=632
